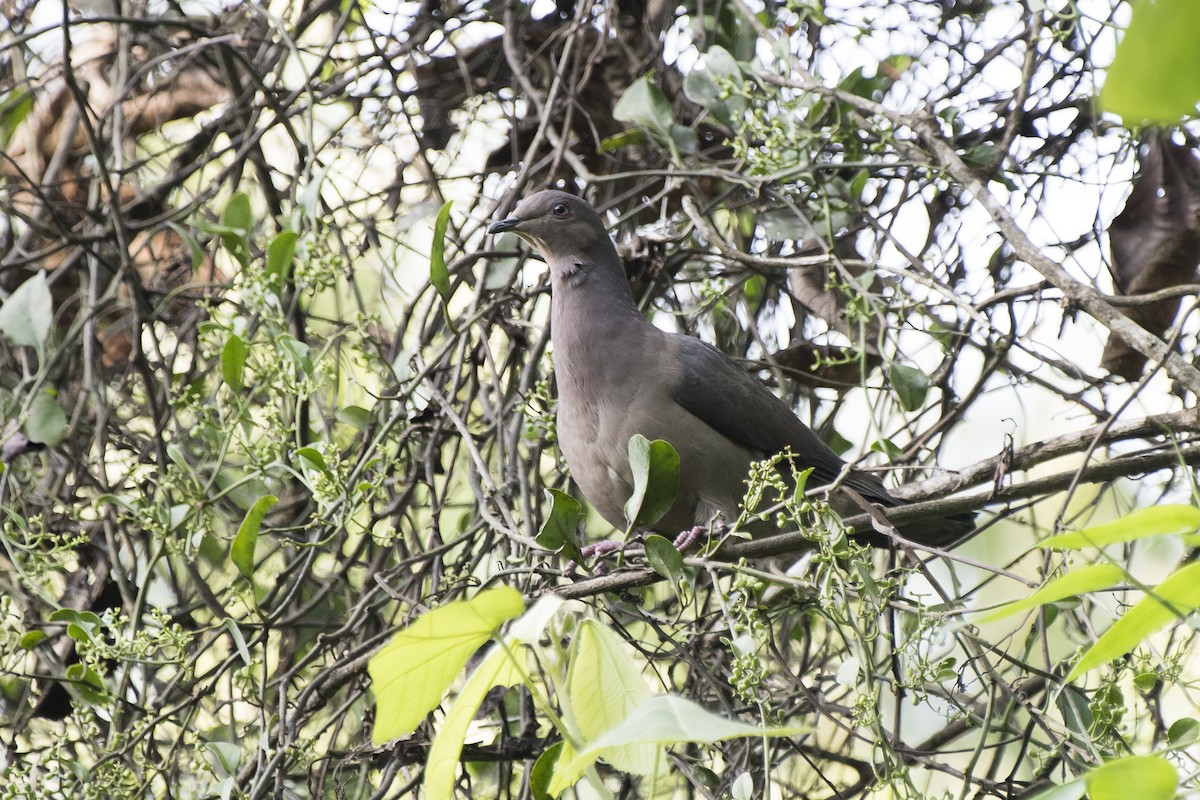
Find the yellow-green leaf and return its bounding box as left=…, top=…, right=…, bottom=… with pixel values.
left=423, top=642, right=527, bottom=800
left=1040, top=505, right=1200, bottom=550
left=1067, top=562, right=1200, bottom=680
left=1100, top=0, right=1200, bottom=124
left=368, top=586, right=524, bottom=744
left=978, top=564, right=1125, bottom=623
left=1086, top=755, right=1177, bottom=800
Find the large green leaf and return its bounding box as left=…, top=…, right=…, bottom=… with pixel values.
left=423, top=642, right=527, bottom=800
left=368, top=586, right=525, bottom=744
left=566, top=620, right=657, bottom=778
left=553, top=694, right=807, bottom=789
left=1086, top=755, right=1177, bottom=800
left=1100, top=0, right=1200, bottom=124
left=423, top=595, right=564, bottom=799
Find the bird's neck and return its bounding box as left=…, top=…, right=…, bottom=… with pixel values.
left=549, top=248, right=650, bottom=393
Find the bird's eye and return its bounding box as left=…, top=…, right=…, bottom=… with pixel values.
left=551, top=202, right=570, bottom=219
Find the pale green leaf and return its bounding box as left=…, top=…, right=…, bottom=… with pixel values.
left=26, top=392, right=67, bottom=446
left=978, top=564, right=1125, bottom=623
left=1041, top=505, right=1200, bottom=550
left=423, top=641, right=527, bottom=800
left=0, top=271, right=53, bottom=347
left=1067, top=561, right=1200, bottom=680
left=555, top=694, right=806, bottom=787
left=1023, top=781, right=1086, bottom=800
left=368, top=586, right=525, bottom=744
left=566, top=620, right=656, bottom=776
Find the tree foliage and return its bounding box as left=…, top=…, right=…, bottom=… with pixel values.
left=1, top=0, right=1199, bottom=798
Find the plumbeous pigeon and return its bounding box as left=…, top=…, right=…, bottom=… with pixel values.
left=489, top=190, right=975, bottom=548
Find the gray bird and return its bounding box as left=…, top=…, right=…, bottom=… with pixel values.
left=489, top=190, right=975, bottom=548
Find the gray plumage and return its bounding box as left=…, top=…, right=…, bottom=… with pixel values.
left=489, top=190, right=974, bottom=547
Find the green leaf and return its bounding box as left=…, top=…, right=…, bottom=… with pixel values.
left=613, top=74, right=675, bottom=139
left=430, top=200, right=454, bottom=303
left=529, top=741, right=563, bottom=800
left=682, top=46, right=746, bottom=125
left=1067, top=561, right=1200, bottom=680
left=669, top=124, right=699, bottom=155
left=295, top=446, right=329, bottom=474
left=978, top=564, right=1125, bottom=622
left=221, top=333, right=248, bottom=393
left=219, top=193, right=252, bottom=268
left=222, top=193, right=252, bottom=233
left=207, top=742, right=241, bottom=777
left=0, top=271, right=53, bottom=347
left=65, top=663, right=109, bottom=706
left=0, top=90, right=32, bottom=147
left=1100, top=0, right=1200, bottom=124
left=889, top=363, right=929, bottom=412
left=266, top=230, right=297, bottom=290
left=231, top=495, right=278, bottom=578
left=275, top=333, right=313, bottom=376
left=554, top=694, right=807, bottom=788
left=537, top=489, right=585, bottom=562
left=19, top=631, right=47, bottom=650
left=644, top=534, right=687, bottom=596
left=1041, top=505, right=1200, bottom=550
left=624, top=435, right=680, bottom=529
left=1167, top=717, right=1199, bottom=748
left=26, top=392, right=67, bottom=446
left=368, top=585, right=525, bottom=744
left=566, top=620, right=656, bottom=776
left=598, top=129, right=647, bottom=152
left=337, top=405, right=371, bottom=431
left=1085, top=755, right=1177, bottom=800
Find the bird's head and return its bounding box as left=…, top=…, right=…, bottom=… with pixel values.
left=488, top=190, right=612, bottom=263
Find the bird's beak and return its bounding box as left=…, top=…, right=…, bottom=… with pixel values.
left=488, top=216, right=521, bottom=235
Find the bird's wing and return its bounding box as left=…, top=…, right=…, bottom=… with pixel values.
left=669, top=334, right=893, bottom=501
